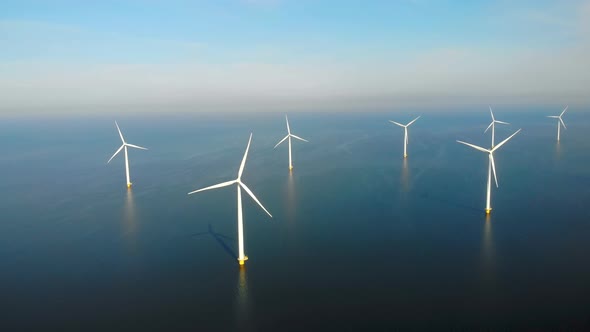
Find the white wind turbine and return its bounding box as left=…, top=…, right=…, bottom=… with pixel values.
left=389, top=116, right=420, bottom=158
left=457, top=129, right=521, bottom=214
left=274, top=115, right=308, bottom=171
left=107, top=121, right=148, bottom=189
left=188, top=133, right=272, bottom=266
left=547, top=106, right=568, bottom=141
left=485, top=106, right=510, bottom=147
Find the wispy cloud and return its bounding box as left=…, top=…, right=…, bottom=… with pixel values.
left=0, top=19, right=205, bottom=63
left=241, top=0, right=282, bottom=6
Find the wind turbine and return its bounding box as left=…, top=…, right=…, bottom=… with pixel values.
left=188, top=133, right=272, bottom=266
left=389, top=116, right=420, bottom=158
left=107, top=121, right=148, bottom=189
left=485, top=106, right=510, bottom=147
left=457, top=129, right=521, bottom=214
left=274, top=115, right=308, bottom=171
left=547, top=106, right=568, bottom=141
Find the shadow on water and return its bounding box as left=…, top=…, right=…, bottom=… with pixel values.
left=192, top=224, right=237, bottom=260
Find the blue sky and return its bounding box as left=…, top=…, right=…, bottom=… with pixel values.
left=1, top=0, right=589, bottom=113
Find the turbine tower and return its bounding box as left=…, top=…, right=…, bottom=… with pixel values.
left=457, top=129, right=521, bottom=214
left=547, top=106, right=568, bottom=141
left=108, top=121, right=148, bottom=189
left=389, top=116, right=420, bottom=158
left=274, top=115, right=308, bottom=171
left=188, top=133, right=272, bottom=266
left=485, top=106, right=510, bottom=147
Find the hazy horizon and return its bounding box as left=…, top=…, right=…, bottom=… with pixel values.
left=2, top=0, right=590, bottom=115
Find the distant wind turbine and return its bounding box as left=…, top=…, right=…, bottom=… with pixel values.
left=107, top=121, right=148, bottom=189
left=274, top=115, right=308, bottom=171
left=547, top=106, right=568, bottom=141
left=188, top=133, right=272, bottom=266
left=389, top=116, right=420, bottom=158
left=485, top=106, right=510, bottom=147
left=457, top=129, right=521, bottom=214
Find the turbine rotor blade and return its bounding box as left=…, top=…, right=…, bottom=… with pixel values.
left=492, top=128, right=521, bottom=152
left=456, top=140, right=490, bottom=153
left=559, top=117, right=567, bottom=130
left=107, top=144, right=125, bottom=163
left=406, top=116, right=420, bottom=127
left=489, top=106, right=495, bottom=121
left=238, top=133, right=253, bottom=179
left=274, top=135, right=289, bottom=149
left=239, top=182, right=272, bottom=218
left=490, top=153, right=499, bottom=188
left=389, top=120, right=405, bottom=128
left=495, top=120, right=510, bottom=125
left=188, top=180, right=236, bottom=195
left=286, top=115, right=291, bottom=135
left=560, top=105, right=568, bottom=117
left=290, top=134, right=308, bottom=142
left=484, top=122, right=493, bottom=133
left=115, top=121, right=126, bottom=144
left=126, top=143, right=148, bottom=150
left=547, top=116, right=559, bottom=118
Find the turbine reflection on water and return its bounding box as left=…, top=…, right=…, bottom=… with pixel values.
left=122, top=188, right=138, bottom=253
left=400, top=158, right=411, bottom=193
left=235, top=266, right=251, bottom=330
left=481, top=214, right=495, bottom=284
left=554, top=141, right=562, bottom=160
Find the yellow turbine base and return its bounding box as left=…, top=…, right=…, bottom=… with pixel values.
left=485, top=208, right=492, bottom=214
left=289, top=166, right=293, bottom=171
left=127, top=183, right=132, bottom=189
left=238, top=256, right=249, bottom=265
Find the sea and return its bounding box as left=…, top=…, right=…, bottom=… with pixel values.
left=1, top=108, right=589, bottom=330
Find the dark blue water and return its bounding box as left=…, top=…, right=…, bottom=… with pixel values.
left=1, top=109, right=589, bottom=330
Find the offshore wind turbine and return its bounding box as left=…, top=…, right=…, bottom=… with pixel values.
left=107, top=121, right=148, bottom=189
left=485, top=106, right=510, bottom=147
left=188, top=133, right=272, bottom=266
left=389, top=116, right=420, bottom=158
left=547, top=106, right=568, bottom=141
left=457, top=129, right=521, bottom=214
left=274, top=115, right=308, bottom=171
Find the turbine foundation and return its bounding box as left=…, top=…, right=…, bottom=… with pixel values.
left=404, top=154, right=407, bottom=158
left=485, top=208, right=492, bottom=214
left=238, top=256, right=249, bottom=266
left=127, top=183, right=132, bottom=189
left=289, top=166, right=293, bottom=171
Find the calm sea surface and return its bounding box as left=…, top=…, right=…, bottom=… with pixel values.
left=1, top=109, right=589, bottom=330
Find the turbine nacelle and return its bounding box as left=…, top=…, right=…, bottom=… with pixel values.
left=107, top=121, right=147, bottom=188
left=389, top=116, right=420, bottom=157
left=187, top=133, right=272, bottom=266
left=107, top=121, right=148, bottom=164
left=187, top=133, right=272, bottom=218
left=456, top=128, right=521, bottom=214
left=274, top=115, right=308, bottom=170
left=547, top=106, right=568, bottom=141
left=457, top=128, right=522, bottom=188
left=484, top=106, right=510, bottom=133
left=547, top=106, right=568, bottom=129
left=389, top=115, right=420, bottom=129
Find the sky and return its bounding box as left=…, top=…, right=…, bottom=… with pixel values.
left=1, top=0, right=589, bottom=114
